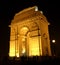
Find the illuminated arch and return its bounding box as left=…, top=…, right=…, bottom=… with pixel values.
left=9, top=6, right=51, bottom=57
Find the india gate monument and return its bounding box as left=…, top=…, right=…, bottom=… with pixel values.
left=9, top=6, right=51, bottom=57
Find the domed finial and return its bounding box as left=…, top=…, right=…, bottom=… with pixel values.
left=35, top=6, right=38, bottom=11
left=40, top=11, right=43, bottom=14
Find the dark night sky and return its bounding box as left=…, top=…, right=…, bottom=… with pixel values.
left=0, top=0, right=60, bottom=58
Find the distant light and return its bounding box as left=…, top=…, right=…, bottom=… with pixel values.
left=52, top=40, right=55, bottom=43
left=35, top=6, right=38, bottom=11
left=48, top=23, right=50, bottom=25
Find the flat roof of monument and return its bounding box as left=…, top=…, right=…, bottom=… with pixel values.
left=15, top=6, right=38, bottom=16
left=10, top=6, right=50, bottom=25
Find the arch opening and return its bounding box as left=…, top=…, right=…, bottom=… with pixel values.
left=19, top=24, right=41, bottom=56
left=20, top=27, right=29, bottom=56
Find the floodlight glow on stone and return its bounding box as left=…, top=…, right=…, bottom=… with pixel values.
left=16, top=53, right=19, bottom=57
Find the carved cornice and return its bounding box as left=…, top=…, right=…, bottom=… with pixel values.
left=11, top=6, right=49, bottom=25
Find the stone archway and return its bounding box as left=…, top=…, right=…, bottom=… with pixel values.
left=9, top=6, right=51, bottom=57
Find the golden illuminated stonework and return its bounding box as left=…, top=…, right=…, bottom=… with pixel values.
left=9, top=6, right=51, bottom=57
